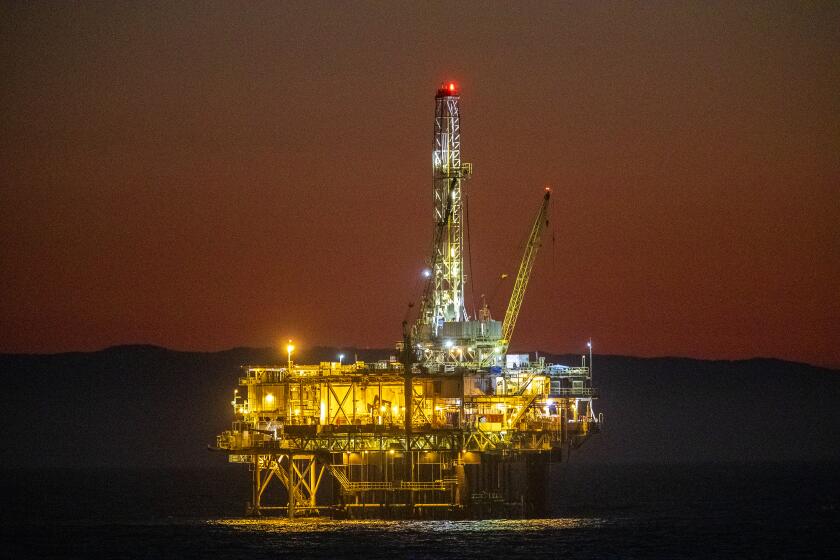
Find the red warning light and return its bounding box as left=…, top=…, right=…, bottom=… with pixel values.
left=437, top=82, right=458, bottom=97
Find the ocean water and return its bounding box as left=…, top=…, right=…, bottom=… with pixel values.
left=1, top=462, right=838, bottom=559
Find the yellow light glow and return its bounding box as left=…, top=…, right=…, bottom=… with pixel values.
left=265, top=393, right=275, bottom=404
left=286, top=341, right=295, bottom=354
left=391, top=405, right=399, bottom=415
left=380, top=406, right=386, bottom=413
left=294, top=408, right=300, bottom=415
left=389, top=449, right=395, bottom=455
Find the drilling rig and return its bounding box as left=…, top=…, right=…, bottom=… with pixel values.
left=211, top=83, right=600, bottom=519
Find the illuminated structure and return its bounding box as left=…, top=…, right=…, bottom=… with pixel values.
left=211, top=83, right=601, bottom=518
left=418, top=82, right=472, bottom=334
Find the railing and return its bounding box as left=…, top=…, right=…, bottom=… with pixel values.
left=348, top=481, right=394, bottom=491
left=401, top=481, right=444, bottom=490
left=548, top=388, right=597, bottom=397
left=326, top=465, right=351, bottom=490
left=327, top=465, right=394, bottom=492
left=400, top=478, right=456, bottom=490
left=327, top=465, right=456, bottom=493
left=241, top=367, right=286, bottom=384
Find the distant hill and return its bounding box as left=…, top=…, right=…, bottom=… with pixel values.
left=1, top=346, right=837, bottom=468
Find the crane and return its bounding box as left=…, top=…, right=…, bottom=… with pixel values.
left=500, top=188, right=551, bottom=353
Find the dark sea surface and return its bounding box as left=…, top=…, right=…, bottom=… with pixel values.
left=2, top=462, right=838, bottom=559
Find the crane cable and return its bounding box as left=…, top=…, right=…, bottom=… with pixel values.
left=465, top=192, right=476, bottom=319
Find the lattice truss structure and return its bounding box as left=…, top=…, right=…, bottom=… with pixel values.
left=426, top=86, right=472, bottom=333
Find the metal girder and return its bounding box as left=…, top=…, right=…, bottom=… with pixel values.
left=501, top=190, right=551, bottom=352
left=327, top=384, right=352, bottom=424
left=509, top=394, right=540, bottom=427
left=252, top=454, right=324, bottom=518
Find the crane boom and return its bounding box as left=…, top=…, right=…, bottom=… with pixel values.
left=501, top=189, right=551, bottom=351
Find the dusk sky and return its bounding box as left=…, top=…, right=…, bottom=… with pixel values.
left=1, top=2, right=837, bottom=367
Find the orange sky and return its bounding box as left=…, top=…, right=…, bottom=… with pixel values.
left=1, top=2, right=838, bottom=367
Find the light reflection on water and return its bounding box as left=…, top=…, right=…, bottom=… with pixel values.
left=200, top=517, right=616, bottom=558
left=209, top=517, right=607, bottom=534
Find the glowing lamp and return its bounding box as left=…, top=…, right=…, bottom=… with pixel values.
left=286, top=339, right=294, bottom=371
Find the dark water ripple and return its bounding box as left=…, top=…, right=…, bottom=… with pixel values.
left=2, top=463, right=839, bottom=559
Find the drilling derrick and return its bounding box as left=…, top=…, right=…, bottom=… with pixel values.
left=415, top=83, right=501, bottom=366
left=428, top=83, right=470, bottom=329
left=211, top=82, right=602, bottom=519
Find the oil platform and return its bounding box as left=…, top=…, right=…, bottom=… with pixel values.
left=211, top=83, right=601, bottom=518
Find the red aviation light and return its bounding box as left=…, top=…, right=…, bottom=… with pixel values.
left=438, top=82, right=458, bottom=97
